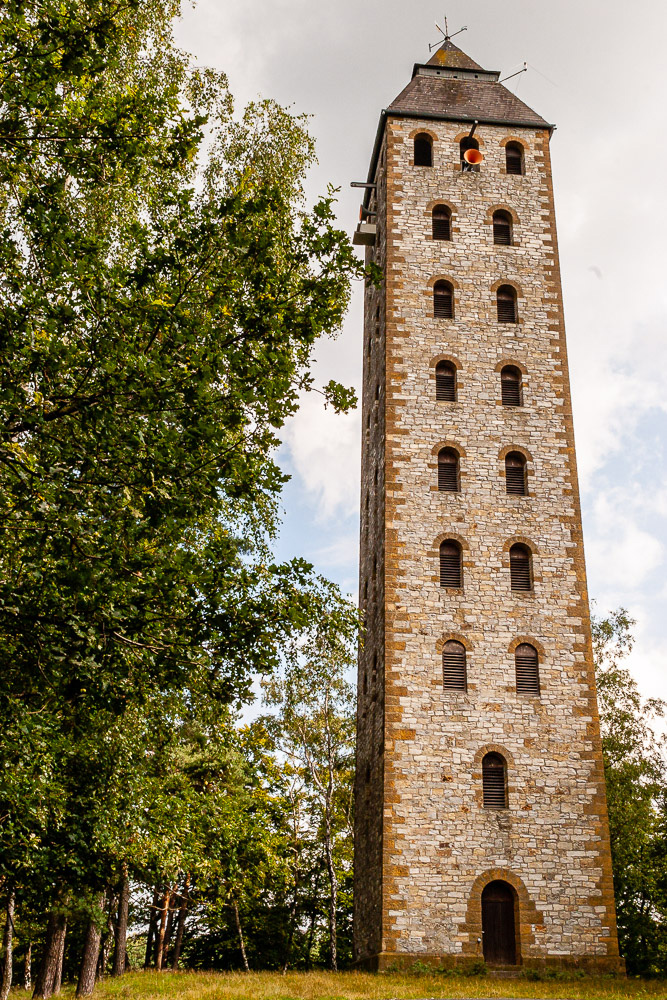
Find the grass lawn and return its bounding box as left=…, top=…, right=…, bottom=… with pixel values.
left=48, top=969, right=667, bottom=1000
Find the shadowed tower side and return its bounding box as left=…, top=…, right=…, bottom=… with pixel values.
left=353, top=36, right=623, bottom=972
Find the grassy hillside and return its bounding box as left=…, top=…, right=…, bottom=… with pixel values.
left=40, top=969, right=666, bottom=1000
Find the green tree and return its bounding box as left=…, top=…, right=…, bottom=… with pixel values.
left=261, top=582, right=358, bottom=971
left=0, top=0, right=366, bottom=988
left=593, top=609, right=667, bottom=975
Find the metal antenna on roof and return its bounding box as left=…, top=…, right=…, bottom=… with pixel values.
left=500, top=62, right=528, bottom=84
left=429, top=15, right=468, bottom=51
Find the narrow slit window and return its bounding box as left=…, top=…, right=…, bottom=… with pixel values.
left=435, top=361, right=457, bottom=401
left=501, top=365, right=523, bottom=406
left=506, top=142, right=524, bottom=175
left=509, top=543, right=532, bottom=591
left=432, top=205, right=451, bottom=241
left=439, top=540, right=462, bottom=589
left=482, top=752, right=508, bottom=809
left=438, top=448, right=459, bottom=492
left=414, top=133, right=433, bottom=167
left=493, top=210, right=513, bottom=246
left=443, top=640, right=467, bottom=690
left=515, top=644, right=540, bottom=695
left=505, top=452, right=527, bottom=495
left=434, top=280, right=454, bottom=319
left=497, top=285, right=518, bottom=323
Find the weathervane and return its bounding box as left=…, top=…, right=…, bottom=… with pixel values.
left=429, top=15, right=468, bottom=52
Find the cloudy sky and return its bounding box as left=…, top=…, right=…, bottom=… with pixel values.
left=176, top=0, right=667, bottom=710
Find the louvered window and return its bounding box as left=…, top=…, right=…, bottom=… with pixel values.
left=509, top=543, right=532, bottom=591
left=501, top=366, right=522, bottom=406
left=506, top=142, right=524, bottom=175
left=493, top=210, right=512, bottom=246
left=515, top=644, right=540, bottom=695
left=505, top=452, right=527, bottom=495
left=438, top=448, right=459, bottom=492
left=439, top=541, right=462, bottom=589
left=434, top=281, right=454, bottom=319
left=435, top=361, right=456, bottom=401
left=432, top=206, right=451, bottom=241
left=497, top=285, right=518, bottom=323
left=443, top=640, right=467, bottom=690
left=414, top=134, right=433, bottom=167
left=482, top=753, right=508, bottom=809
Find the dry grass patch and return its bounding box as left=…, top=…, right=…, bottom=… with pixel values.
left=56, top=968, right=667, bottom=1000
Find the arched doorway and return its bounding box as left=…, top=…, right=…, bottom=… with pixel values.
left=481, top=880, right=517, bottom=964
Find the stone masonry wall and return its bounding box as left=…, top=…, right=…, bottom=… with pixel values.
left=354, top=115, right=622, bottom=970
left=354, top=132, right=388, bottom=962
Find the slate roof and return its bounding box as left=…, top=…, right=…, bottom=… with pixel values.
left=388, top=74, right=550, bottom=129
left=386, top=40, right=551, bottom=130
left=426, top=38, right=484, bottom=71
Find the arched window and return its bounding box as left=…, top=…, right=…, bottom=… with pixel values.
left=439, top=540, right=462, bottom=589
left=515, top=643, right=540, bottom=695
left=482, top=753, right=508, bottom=809
left=460, top=136, right=481, bottom=172
left=438, top=448, right=459, bottom=492
left=509, top=543, right=532, bottom=591
left=414, top=133, right=433, bottom=167
left=435, top=360, right=457, bottom=401
left=500, top=365, right=523, bottom=406
left=434, top=280, right=454, bottom=319
left=493, top=210, right=513, bottom=246
left=497, top=285, right=518, bottom=323
left=505, top=452, right=527, bottom=495
left=432, top=205, right=451, bottom=241
left=506, top=141, right=524, bottom=175
left=443, top=640, right=467, bottom=690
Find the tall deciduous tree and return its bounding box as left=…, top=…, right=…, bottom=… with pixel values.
left=0, top=0, right=365, bottom=980
left=593, top=609, right=667, bottom=975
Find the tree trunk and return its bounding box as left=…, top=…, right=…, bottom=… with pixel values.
left=304, top=906, right=317, bottom=972
left=24, top=942, right=32, bottom=991
left=162, top=893, right=175, bottom=962
left=33, top=909, right=67, bottom=1000
left=143, top=889, right=160, bottom=970
left=154, top=890, right=170, bottom=972
left=282, top=794, right=300, bottom=974
left=112, top=871, right=129, bottom=978
left=52, top=919, right=66, bottom=995
left=97, top=894, right=114, bottom=980
left=170, top=876, right=190, bottom=972
left=304, top=867, right=322, bottom=973
left=1, top=888, right=16, bottom=1000
left=323, top=812, right=338, bottom=971
left=231, top=899, right=249, bottom=973
left=76, top=896, right=104, bottom=998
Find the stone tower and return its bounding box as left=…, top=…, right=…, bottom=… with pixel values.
left=353, top=38, right=623, bottom=972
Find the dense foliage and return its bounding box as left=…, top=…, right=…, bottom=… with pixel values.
left=0, top=0, right=364, bottom=993
left=593, top=610, right=667, bottom=977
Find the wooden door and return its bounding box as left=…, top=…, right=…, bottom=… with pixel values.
left=482, top=880, right=516, bottom=965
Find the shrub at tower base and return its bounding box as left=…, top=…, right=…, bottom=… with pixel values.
left=0, top=1, right=365, bottom=994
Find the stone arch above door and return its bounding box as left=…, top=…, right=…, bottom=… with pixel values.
left=459, top=869, right=544, bottom=961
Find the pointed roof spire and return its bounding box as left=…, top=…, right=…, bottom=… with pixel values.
left=427, top=38, right=484, bottom=72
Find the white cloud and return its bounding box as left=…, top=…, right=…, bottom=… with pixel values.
left=586, top=492, right=664, bottom=592
left=281, top=392, right=360, bottom=520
